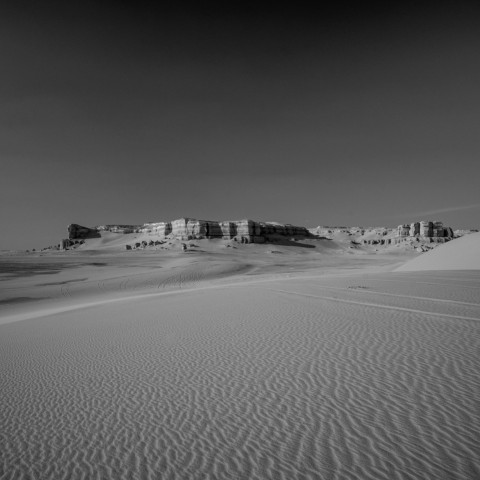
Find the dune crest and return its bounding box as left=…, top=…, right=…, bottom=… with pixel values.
left=395, top=231, right=480, bottom=271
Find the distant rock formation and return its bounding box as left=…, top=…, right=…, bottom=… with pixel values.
left=309, top=222, right=455, bottom=249
left=396, top=221, right=454, bottom=241
left=96, top=225, right=142, bottom=234
left=140, top=222, right=172, bottom=236
left=59, top=238, right=85, bottom=250
left=67, top=218, right=312, bottom=244
left=454, top=229, right=478, bottom=237
left=68, top=224, right=101, bottom=240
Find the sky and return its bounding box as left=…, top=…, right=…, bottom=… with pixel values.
left=1, top=1, right=480, bottom=250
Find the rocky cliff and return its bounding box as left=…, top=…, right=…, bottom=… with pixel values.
left=397, top=221, right=454, bottom=240
left=68, top=218, right=312, bottom=244
left=96, top=224, right=142, bottom=234
left=68, top=224, right=101, bottom=239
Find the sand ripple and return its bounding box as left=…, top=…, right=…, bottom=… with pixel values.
left=1, top=271, right=479, bottom=479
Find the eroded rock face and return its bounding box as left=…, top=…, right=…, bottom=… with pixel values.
left=171, top=218, right=207, bottom=239
left=231, top=219, right=256, bottom=240
left=444, top=227, right=454, bottom=238
left=68, top=224, right=100, bottom=239
left=410, top=222, right=420, bottom=236
left=97, top=225, right=141, bottom=233
left=220, top=221, right=237, bottom=238
left=141, top=222, right=172, bottom=236
left=433, top=221, right=444, bottom=237
left=66, top=218, right=314, bottom=244
left=168, top=218, right=269, bottom=241
left=420, top=221, right=433, bottom=237
left=396, top=220, right=454, bottom=241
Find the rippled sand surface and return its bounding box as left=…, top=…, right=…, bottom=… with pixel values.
left=1, top=255, right=480, bottom=479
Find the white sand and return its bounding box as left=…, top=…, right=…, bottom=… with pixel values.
left=396, top=231, right=480, bottom=272
left=1, top=239, right=479, bottom=479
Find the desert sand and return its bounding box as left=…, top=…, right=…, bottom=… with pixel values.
left=1, top=234, right=479, bottom=479
left=396, top=231, right=480, bottom=272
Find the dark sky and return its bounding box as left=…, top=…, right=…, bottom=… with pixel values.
left=1, top=2, right=480, bottom=249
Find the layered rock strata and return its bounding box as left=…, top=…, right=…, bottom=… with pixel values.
left=68, top=218, right=312, bottom=244
left=140, top=222, right=172, bottom=236
left=96, top=225, right=142, bottom=234
left=396, top=220, right=453, bottom=241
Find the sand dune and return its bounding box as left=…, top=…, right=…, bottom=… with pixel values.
left=396, top=232, right=480, bottom=272
left=1, top=244, right=479, bottom=479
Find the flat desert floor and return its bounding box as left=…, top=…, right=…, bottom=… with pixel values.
left=1, top=236, right=479, bottom=479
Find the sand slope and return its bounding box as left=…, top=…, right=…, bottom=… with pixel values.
left=1, top=254, right=480, bottom=479
left=396, top=232, right=480, bottom=272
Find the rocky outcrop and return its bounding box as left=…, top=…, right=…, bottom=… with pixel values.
left=409, top=222, right=420, bottom=236
left=396, top=220, right=454, bottom=241
left=420, top=221, right=433, bottom=237
left=219, top=221, right=237, bottom=238
left=232, top=219, right=257, bottom=240
left=67, top=218, right=314, bottom=244
left=140, top=222, right=172, bottom=236
left=157, top=218, right=310, bottom=242
left=96, top=224, right=142, bottom=233
left=68, top=224, right=101, bottom=239
left=397, top=224, right=411, bottom=237
left=170, top=218, right=203, bottom=239
left=59, top=238, right=85, bottom=250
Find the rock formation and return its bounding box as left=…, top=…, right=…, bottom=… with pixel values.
left=396, top=220, right=453, bottom=241
left=135, top=218, right=311, bottom=243
left=96, top=225, right=142, bottom=233
left=140, top=222, right=172, bottom=236
left=68, top=224, right=101, bottom=240
left=67, top=218, right=313, bottom=244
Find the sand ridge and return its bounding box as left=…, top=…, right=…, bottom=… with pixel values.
left=396, top=231, right=480, bottom=272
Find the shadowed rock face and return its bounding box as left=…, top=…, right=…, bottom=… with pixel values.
left=68, top=224, right=101, bottom=239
